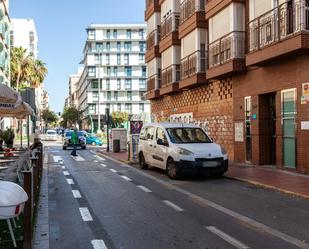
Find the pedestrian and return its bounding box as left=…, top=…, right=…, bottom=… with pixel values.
left=71, top=128, right=78, bottom=157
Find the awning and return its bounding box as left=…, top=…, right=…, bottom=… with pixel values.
left=0, top=101, right=34, bottom=119
left=0, top=83, right=22, bottom=104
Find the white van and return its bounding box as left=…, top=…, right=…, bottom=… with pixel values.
left=138, top=123, right=228, bottom=179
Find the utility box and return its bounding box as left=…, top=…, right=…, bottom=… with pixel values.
left=111, top=128, right=127, bottom=152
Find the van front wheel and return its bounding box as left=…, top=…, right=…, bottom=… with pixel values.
left=139, top=153, right=149, bottom=169
left=167, top=159, right=181, bottom=179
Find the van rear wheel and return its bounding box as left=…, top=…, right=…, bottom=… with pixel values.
left=139, top=153, right=149, bottom=169
left=167, top=159, right=181, bottom=179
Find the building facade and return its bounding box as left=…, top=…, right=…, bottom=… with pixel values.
left=78, top=24, right=150, bottom=131
left=69, top=67, right=83, bottom=108
left=145, top=0, right=309, bottom=174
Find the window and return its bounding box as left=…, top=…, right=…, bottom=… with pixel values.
left=106, top=79, right=110, bottom=90
left=139, top=29, right=144, bottom=39
left=96, top=42, right=103, bottom=52
left=92, top=92, right=99, bottom=102
left=125, top=103, right=132, bottom=113
left=88, top=29, right=95, bottom=40
left=117, top=42, right=121, bottom=51
left=125, top=79, right=132, bottom=89
left=88, top=67, right=96, bottom=77
left=117, top=54, right=121, bottom=65
left=117, top=79, right=121, bottom=90
left=114, top=67, right=118, bottom=76
left=91, top=80, right=99, bottom=89
left=107, top=91, right=111, bottom=101
left=126, top=29, right=132, bottom=39
left=139, top=41, right=146, bottom=52
left=124, top=54, right=129, bottom=65
left=95, top=54, right=101, bottom=65
left=142, top=66, right=146, bottom=77
left=139, top=103, right=144, bottom=112
left=89, top=104, right=96, bottom=114
left=106, top=29, right=110, bottom=39
left=127, top=91, right=132, bottom=101
left=117, top=103, right=121, bottom=111
left=145, top=127, right=155, bottom=141
left=113, top=29, right=117, bottom=38
left=139, top=79, right=146, bottom=90
left=139, top=53, right=145, bottom=64
left=139, top=91, right=146, bottom=100
left=114, top=91, right=118, bottom=101
left=106, top=67, right=111, bottom=76
left=106, top=42, right=110, bottom=51
left=124, top=42, right=131, bottom=51
left=106, top=54, right=110, bottom=65
left=156, top=128, right=167, bottom=144
left=166, top=128, right=212, bottom=144
left=125, top=66, right=132, bottom=76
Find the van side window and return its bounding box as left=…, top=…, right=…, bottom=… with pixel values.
left=139, top=127, right=146, bottom=140
left=156, top=128, right=167, bottom=143
left=146, top=127, right=154, bottom=141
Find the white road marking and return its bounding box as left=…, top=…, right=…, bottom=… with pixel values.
left=94, top=160, right=98, bottom=163
left=120, top=175, right=132, bottom=181
left=109, top=169, right=118, bottom=173
left=66, top=179, right=74, bottom=185
left=90, top=150, right=96, bottom=154
left=94, top=155, right=105, bottom=161
left=53, top=156, right=63, bottom=163
left=72, top=190, right=82, bottom=198
left=63, top=171, right=70, bottom=176
left=99, top=153, right=309, bottom=249
left=206, top=226, right=249, bottom=249
left=59, top=160, right=64, bottom=165
left=79, top=207, right=93, bottom=221
left=61, top=166, right=66, bottom=169
left=91, top=240, right=108, bottom=249
left=137, top=185, right=152, bottom=193
left=101, top=164, right=107, bottom=168
left=162, top=200, right=184, bottom=212
left=72, top=155, right=85, bottom=161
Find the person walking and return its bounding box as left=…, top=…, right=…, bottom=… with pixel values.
left=71, top=128, right=78, bottom=157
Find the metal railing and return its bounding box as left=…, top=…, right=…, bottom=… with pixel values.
left=208, top=31, right=245, bottom=68
left=180, top=0, right=205, bottom=24
left=181, top=50, right=206, bottom=79
left=147, top=73, right=161, bottom=91
left=161, top=64, right=181, bottom=86
left=248, top=0, right=309, bottom=52
left=146, top=29, right=161, bottom=49
left=160, top=13, right=180, bottom=39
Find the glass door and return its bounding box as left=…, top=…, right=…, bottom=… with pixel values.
left=281, top=89, right=297, bottom=168
left=245, top=97, right=252, bottom=162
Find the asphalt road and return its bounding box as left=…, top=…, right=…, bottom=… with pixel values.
left=45, top=143, right=309, bottom=249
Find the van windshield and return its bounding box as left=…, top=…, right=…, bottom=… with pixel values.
left=166, top=128, right=212, bottom=144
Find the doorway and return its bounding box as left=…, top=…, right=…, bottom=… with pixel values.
left=259, top=93, right=276, bottom=165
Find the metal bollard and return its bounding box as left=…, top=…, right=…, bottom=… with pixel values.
left=23, top=171, right=32, bottom=249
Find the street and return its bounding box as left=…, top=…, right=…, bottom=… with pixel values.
left=44, top=141, right=309, bottom=249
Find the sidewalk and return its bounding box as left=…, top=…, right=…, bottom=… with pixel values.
left=99, top=150, right=309, bottom=199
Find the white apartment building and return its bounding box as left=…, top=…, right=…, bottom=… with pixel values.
left=69, top=67, right=83, bottom=108
left=79, top=24, right=150, bottom=131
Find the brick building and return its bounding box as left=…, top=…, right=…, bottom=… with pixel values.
left=145, top=0, right=309, bottom=174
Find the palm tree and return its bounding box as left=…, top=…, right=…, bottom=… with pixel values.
left=28, top=59, right=48, bottom=88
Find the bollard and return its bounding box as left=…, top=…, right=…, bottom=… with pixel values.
left=23, top=171, right=32, bottom=249
left=31, top=158, right=39, bottom=203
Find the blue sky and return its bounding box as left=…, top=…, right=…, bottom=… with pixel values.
left=10, top=0, right=146, bottom=112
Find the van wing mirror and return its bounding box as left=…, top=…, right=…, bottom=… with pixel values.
left=157, top=138, right=168, bottom=146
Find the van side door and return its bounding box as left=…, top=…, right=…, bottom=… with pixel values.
left=151, top=127, right=169, bottom=169
left=143, top=126, right=155, bottom=165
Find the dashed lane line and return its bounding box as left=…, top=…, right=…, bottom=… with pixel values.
left=137, top=185, right=152, bottom=193
left=53, top=156, right=63, bottom=163
left=94, top=155, right=105, bottom=161
left=206, top=226, right=249, bottom=249
left=72, top=190, right=82, bottom=198
left=109, top=169, right=118, bottom=173
left=72, top=155, right=86, bottom=161
left=79, top=207, right=93, bottom=221
left=91, top=240, right=108, bottom=249
left=101, top=164, right=107, bottom=168
left=162, top=200, right=184, bottom=212
left=120, top=175, right=132, bottom=181
left=66, top=179, right=74, bottom=185
left=63, top=171, right=70, bottom=176
left=61, top=166, right=66, bottom=169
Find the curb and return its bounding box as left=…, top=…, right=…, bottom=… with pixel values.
left=226, top=175, right=309, bottom=200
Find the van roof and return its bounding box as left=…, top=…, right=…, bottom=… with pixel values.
left=143, top=122, right=198, bottom=129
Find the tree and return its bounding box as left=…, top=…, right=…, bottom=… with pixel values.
left=61, top=107, right=80, bottom=128
left=42, top=109, right=58, bottom=128
left=28, top=59, right=48, bottom=88
left=111, top=111, right=129, bottom=128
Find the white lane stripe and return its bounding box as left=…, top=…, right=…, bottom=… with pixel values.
left=59, top=161, right=64, bottom=165
left=206, top=226, right=249, bottom=249
left=91, top=240, right=108, bottom=249
left=66, top=179, right=74, bottom=185
left=94, top=160, right=98, bottom=163
left=72, top=155, right=85, bottom=161
left=101, top=164, right=107, bottom=168
left=162, top=200, right=184, bottom=212
left=109, top=169, right=118, bottom=173
left=94, top=155, right=105, bottom=161
left=53, top=156, right=63, bottom=162
left=120, top=175, right=132, bottom=181
left=137, top=185, right=152, bottom=193
left=61, top=166, right=66, bottom=169
left=63, top=171, right=70, bottom=176
left=72, top=190, right=82, bottom=198
left=79, top=207, right=93, bottom=221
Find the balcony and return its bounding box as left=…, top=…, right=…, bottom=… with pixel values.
left=145, top=29, right=161, bottom=63
left=145, top=0, right=161, bottom=21
left=207, top=31, right=245, bottom=79
left=247, top=0, right=309, bottom=66
left=159, top=13, right=181, bottom=52
left=179, top=50, right=207, bottom=89
left=160, top=64, right=180, bottom=95
left=179, top=0, right=207, bottom=39
left=146, top=74, right=161, bottom=100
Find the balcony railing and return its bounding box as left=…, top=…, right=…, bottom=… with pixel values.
left=181, top=50, right=206, bottom=79
left=248, top=0, right=309, bottom=52
left=147, top=73, right=161, bottom=91
left=160, top=13, right=180, bottom=39
left=146, top=29, right=161, bottom=49
left=161, top=64, right=181, bottom=86
left=208, top=31, right=245, bottom=68
left=146, top=0, right=157, bottom=9
left=180, top=0, right=205, bottom=24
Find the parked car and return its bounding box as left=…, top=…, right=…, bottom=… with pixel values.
left=63, top=131, right=86, bottom=150
left=138, top=123, right=228, bottom=179
left=85, top=133, right=103, bottom=146
left=45, top=130, right=58, bottom=141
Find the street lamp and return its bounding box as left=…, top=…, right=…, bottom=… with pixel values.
left=97, top=52, right=102, bottom=132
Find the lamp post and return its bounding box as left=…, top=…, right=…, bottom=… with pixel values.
left=106, top=107, right=110, bottom=152
left=97, top=52, right=102, bottom=132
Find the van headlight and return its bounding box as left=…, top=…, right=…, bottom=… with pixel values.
left=221, top=147, right=227, bottom=155
left=177, top=148, right=194, bottom=156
